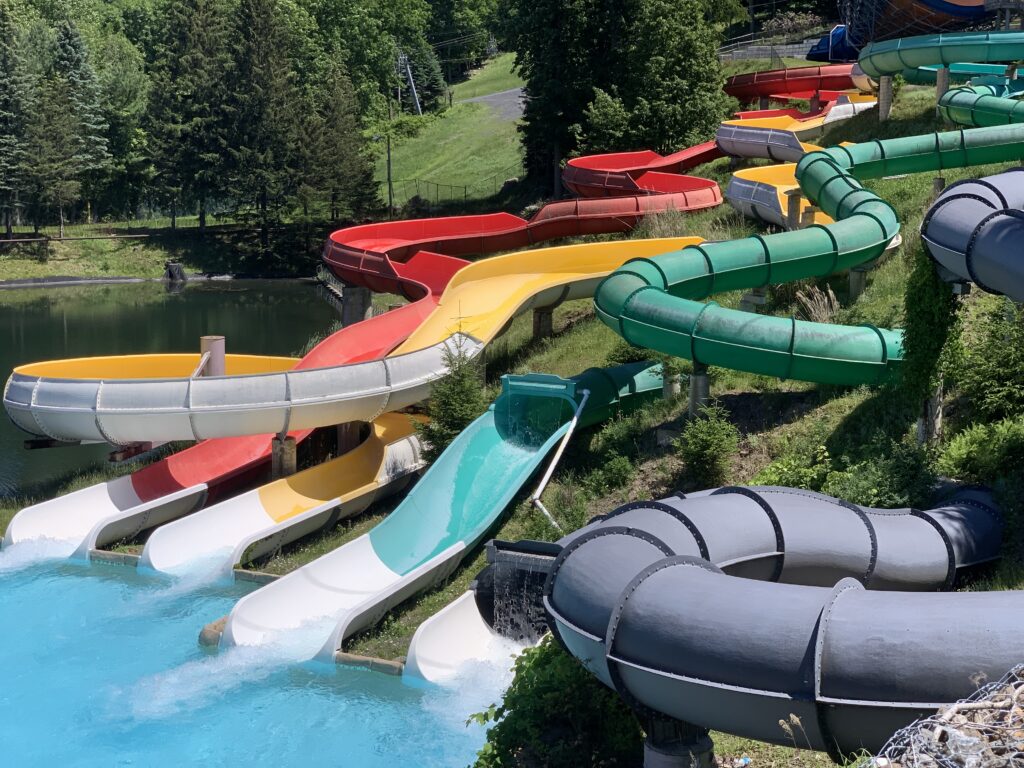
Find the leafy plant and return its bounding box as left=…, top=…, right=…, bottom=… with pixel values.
left=472, top=637, right=642, bottom=767
left=676, top=401, right=739, bottom=489
left=958, top=298, right=1024, bottom=422
left=416, top=335, right=488, bottom=463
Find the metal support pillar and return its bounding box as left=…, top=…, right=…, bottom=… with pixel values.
left=688, top=363, right=710, bottom=418
left=849, top=267, right=868, bottom=301
left=271, top=435, right=297, bottom=479
left=643, top=716, right=715, bottom=768
left=200, top=335, right=225, bottom=377
left=532, top=308, right=553, bottom=340
left=758, top=95, right=770, bottom=110
left=878, top=76, right=893, bottom=122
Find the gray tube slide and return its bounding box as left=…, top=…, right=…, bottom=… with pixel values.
left=544, top=486, right=1006, bottom=758
left=922, top=168, right=1024, bottom=301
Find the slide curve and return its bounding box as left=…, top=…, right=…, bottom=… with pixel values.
left=544, top=486, right=1003, bottom=757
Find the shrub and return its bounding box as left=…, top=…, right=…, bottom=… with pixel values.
left=472, top=637, right=642, bottom=767
left=416, top=336, right=488, bottom=463
left=820, top=438, right=935, bottom=508
left=585, top=452, right=634, bottom=494
left=938, top=418, right=1024, bottom=484
left=604, top=339, right=651, bottom=367
left=753, top=445, right=831, bottom=490
left=676, top=402, right=739, bottom=489
left=956, top=297, right=1024, bottom=422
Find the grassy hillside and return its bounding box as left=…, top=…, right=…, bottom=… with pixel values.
left=452, top=53, right=524, bottom=100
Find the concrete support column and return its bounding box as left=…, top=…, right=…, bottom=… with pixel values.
left=878, top=75, right=893, bottom=122
left=935, top=66, right=950, bottom=112
left=758, top=96, right=770, bottom=110
left=341, top=283, right=373, bottom=326
left=785, top=188, right=803, bottom=230
left=800, top=206, right=818, bottom=228
left=739, top=285, right=767, bottom=313
left=336, top=421, right=366, bottom=456
left=688, top=363, right=710, bottom=418
left=200, top=335, right=225, bottom=377
left=662, top=371, right=682, bottom=400
left=643, top=716, right=715, bottom=768
left=532, top=308, right=553, bottom=341
left=933, top=176, right=946, bottom=200
left=1009, top=63, right=1019, bottom=81
left=271, top=435, right=297, bottom=479
left=849, top=266, right=869, bottom=301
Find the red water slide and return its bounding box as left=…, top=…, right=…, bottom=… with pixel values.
left=723, top=63, right=861, bottom=101
left=131, top=136, right=726, bottom=504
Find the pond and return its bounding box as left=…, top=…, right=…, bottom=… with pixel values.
left=0, top=279, right=340, bottom=500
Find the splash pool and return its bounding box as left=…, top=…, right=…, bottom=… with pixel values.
left=0, top=550, right=510, bottom=767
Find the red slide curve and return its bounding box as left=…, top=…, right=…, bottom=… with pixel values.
left=133, top=166, right=725, bottom=504
left=723, top=63, right=862, bottom=101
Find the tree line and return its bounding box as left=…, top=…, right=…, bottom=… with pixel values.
left=497, top=0, right=749, bottom=191
left=0, top=0, right=497, bottom=240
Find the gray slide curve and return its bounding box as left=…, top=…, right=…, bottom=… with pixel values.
left=543, top=486, right=1005, bottom=758
left=3, top=335, right=482, bottom=444
left=922, top=167, right=1024, bottom=302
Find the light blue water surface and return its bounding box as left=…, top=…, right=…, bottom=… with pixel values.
left=0, top=555, right=503, bottom=767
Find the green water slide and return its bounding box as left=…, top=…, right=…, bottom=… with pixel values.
left=221, top=361, right=663, bottom=657
left=595, top=124, right=1024, bottom=386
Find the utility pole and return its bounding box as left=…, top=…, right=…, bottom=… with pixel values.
left=386, top=101, right=394, bottom=218
left=398, top=52, right=422, bottom=116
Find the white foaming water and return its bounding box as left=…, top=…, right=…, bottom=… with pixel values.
left=126, top=615, right=338, bottom=719
left=0, top=537, right=78, bottom=573
left=420, top=638, right=525, bottom=734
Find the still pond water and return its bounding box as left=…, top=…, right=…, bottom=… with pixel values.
left=0, top=279, right=339, bottom=499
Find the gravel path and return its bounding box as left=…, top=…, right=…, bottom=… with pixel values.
left=457, top=87, right=524, bottom=121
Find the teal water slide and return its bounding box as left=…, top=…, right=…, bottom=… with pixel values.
left=594, top=38, right=1024, bottom=384
left=220, top=362, right=662, bottom=659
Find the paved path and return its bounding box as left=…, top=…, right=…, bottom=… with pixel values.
left=457, top=87, right=524, bottom=121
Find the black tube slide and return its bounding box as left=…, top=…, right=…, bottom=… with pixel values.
left=543, top=486, right=1006, bottom=758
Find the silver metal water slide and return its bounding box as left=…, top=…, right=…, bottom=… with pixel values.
left=541, top=486, right=1006, bottom=759
left=923, top=167, right=1024, bottom=301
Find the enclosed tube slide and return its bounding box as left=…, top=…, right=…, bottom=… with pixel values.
left=545, top=486, right=1004, bottom=758
left=222, top=363, right=663, bottom=660
left=594, top=121, right=1024, bottom=385
left=923, top=168, right=1024, bottom=301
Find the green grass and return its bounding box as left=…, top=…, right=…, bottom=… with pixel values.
left=379, top=102, right=524, bottom=205
left=452, top=53, right=523, bottom=101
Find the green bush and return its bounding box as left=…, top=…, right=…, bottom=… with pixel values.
left=604, top=339, right=651, bottom=367
left=958, top=298, right=1024, bottom=422
left=753, top=445, right=831, bottom=490
left=676, top=402, right=739, bottom=489
left=472, top=637, right=642, bottom=767
left=938, top=418, right=1024, bottom=484
left=584, top=452, right=633, bottom=494
left=820, top=438, right=935, bottom=508
left=416, top=336, right=488, bottom=463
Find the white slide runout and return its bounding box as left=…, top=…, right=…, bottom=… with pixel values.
left=3, top=476, right=206, bottom=558
left=140, top=418, right=424, bottom=575
left=404, top=591, right=515, bottom=684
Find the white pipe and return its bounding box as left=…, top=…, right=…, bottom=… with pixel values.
left=529, top=388, right=590, bottom=532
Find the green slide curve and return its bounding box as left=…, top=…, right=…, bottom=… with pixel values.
left=595, top=40, right=1024, bottom=385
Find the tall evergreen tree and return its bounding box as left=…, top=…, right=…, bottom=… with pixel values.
left=317, top=62, right=380, bottom=220
left=23, top=75, right=82, bottom=237
left=53, top=18, right=110, bottom=220
left=147, top=0, right=233, bottom=231
left=0, top=0, right=31, bottom=237
left=229, top=0, right=300, bottom=249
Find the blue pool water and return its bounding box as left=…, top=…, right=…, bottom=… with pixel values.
left=0, top=551, right=510, bottom=767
